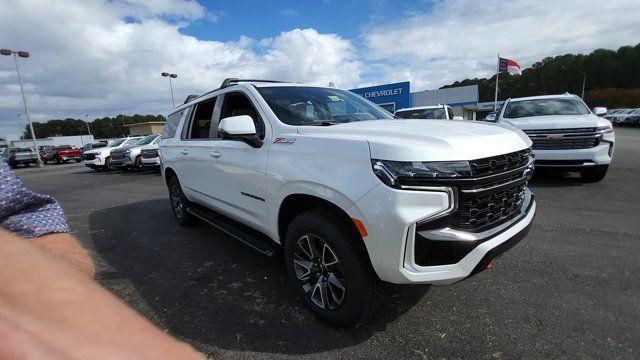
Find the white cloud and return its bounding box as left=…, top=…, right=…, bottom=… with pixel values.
left=280, top=8, right=299, bottom=17
left=0, top=0, right=361, bottom=137
left=362, top=0, right=640, bottom=91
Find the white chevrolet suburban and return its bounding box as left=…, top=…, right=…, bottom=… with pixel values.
left=489, top=94, right=615, bottom=182
left=160, top=78, right=536, bottom=326
left=395, top=105, right=462, bottom=120
left=83, top=137, right=142, bottom=171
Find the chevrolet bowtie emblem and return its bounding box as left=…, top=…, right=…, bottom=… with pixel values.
left=547, top=134, right=564, bottom=139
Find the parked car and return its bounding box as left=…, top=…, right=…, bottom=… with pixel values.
left=616, top=109, right=640, bottom=126
left=489, top=93, right=614, bottom=182
left=4, top=147, right=38, bottom=168
left=160, top=78, right=536, bottom=327
left=140, top=142, right=161, bottom=170
left=394, top=105, right=462, bottom=120
left=81, top=142, right=108, bottom=153
left=109, top=134, right=160, bottom=171
left=43, top=145, right=82, bottom=164
left=83, top=137, right=142, bottom=171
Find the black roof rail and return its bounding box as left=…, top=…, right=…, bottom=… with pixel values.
left=220, top=78, right=287, bottom=88
left=183, top=94, right=200, bottom=104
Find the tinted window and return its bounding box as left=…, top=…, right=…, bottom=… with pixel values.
left=162, top=110, right=183, bottom=139
left=395, top=108, right=446, bottom=119
left=135, top=134, right=159, bottom=145
left=504, top=98, right=589, bottom=118
left=220, top=92, right=264, bottom=139
left=189, top=97, right=217, bottom=139
left=257, top=86, right=393, bottom=126
left=123, top=138, right=140, bottom=146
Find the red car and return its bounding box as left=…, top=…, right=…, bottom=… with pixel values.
left=44, top=145, right=82, bottom=164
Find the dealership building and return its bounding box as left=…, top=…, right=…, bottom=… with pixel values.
left=350, top=82, right=481, bottom=120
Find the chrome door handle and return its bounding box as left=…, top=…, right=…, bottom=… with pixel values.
left=210, top=151, right=222, bottom=158
left=180, top=149, right=189, bottom=155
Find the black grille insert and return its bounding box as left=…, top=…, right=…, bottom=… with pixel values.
left=83, top=153, right=96, bottom=161
left=141, top=149, right=158, bottom=159
left=524, top=128, right=601, bottom=150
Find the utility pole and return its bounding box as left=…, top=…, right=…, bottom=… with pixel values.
left=581, top=74, right=587, bottom=99
left=1, top=49, right=43, bottom=166
left=494, top=54, right=500, bottom=111
left=162, top=72, right=178, bottom=108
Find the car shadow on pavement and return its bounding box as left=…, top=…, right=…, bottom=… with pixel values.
left=528, top=169, right=585, bottom=188
left=88, top=199, right=428, bottom=355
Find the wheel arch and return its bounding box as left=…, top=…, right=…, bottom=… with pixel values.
left=277, top=193, right=362, bottom=246
left=164, top=166, right=177, bottom=185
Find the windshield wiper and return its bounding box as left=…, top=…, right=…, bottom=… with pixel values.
left=303, top=121, right=339, bottom=126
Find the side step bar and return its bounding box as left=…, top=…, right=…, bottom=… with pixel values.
left=186, top=206, right=279, bottom=258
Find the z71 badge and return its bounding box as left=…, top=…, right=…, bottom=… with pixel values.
left=273, top=137, right=296, bottom=144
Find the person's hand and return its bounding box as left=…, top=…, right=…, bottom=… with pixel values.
left=0, top=229, right=202, bottom=359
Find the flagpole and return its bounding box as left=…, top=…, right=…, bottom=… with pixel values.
left=494, top=53, right=499, bottom=111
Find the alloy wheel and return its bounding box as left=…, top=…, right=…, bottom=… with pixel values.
left=293, top=234, right=346, bottom=310
left=170, top=182, right=185, bottom=220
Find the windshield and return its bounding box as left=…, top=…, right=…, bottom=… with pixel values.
left=135, top=135, right=158, bottom=146
left=257, top=86, right=394, bottom=125
left=108, top=139, right=126, bottom=147
left=504, top=98, right=590, bottom=118
left=395, top=108, right=446, bottom=119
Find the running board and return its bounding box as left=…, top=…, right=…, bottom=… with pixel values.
left=186, top=206, right=279, bottom=258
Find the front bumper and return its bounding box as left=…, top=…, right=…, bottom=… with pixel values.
left=141, top=157, right=160, bottom=167
left=84, top=157, right=105, bottom=167
left=111, top=156, right=134, bottom=167
left=533, top=132, right=614, bottom=168
left=348, top=184, right=536, bottom=284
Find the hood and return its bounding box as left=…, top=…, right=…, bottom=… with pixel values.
left=297, top=119, right=531, bottom=161
left=139, top=143, right=159, bottom=151
left=84, top=146, right=118, bottom=156
left=500, top=114, right=602, bottom=130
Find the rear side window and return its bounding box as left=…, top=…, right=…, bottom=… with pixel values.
left=188, top=97, right=217, bottom=139
left=162, top=110, right=184, bottom=139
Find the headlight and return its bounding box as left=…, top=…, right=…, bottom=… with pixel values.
left=597, top=125, right=613, bottom=134
left=372, top=159, right=471, bottom=188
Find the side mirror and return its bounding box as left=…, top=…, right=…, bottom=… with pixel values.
left=593, top=107, right=607, bottom=116
left=484, top=113, right=497, bottom=122
left=452, top=116, right=463, bottom=121
left=218, top=115, right=262, bottom=148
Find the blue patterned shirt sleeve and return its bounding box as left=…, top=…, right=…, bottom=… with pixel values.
left=0, top=159, right=70, bottom=238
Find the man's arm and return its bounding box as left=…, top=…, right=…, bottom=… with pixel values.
left=0, top=228, right=201, bottom=359
left=28, top=232, right=95, bottom=276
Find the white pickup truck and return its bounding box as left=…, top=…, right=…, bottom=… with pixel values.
left=488, top=94, right=615, bottom=182
left=159, top=79, right=536, bottom=326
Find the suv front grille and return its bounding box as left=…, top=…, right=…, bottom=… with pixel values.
left=83, top=153, right=96, bottom=161
left=414, top=148, right=534, bottom=233
left=141, top=149, right=158, bottom=159
left=110, top=152, right=125, bottom=160
left=524, top=128, right=601, bottom=150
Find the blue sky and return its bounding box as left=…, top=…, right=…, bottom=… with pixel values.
left=1, top=0, right=638, bottom=139
left=181, top=1, right=434, bottom=43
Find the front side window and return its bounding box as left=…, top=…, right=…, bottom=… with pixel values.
left=257, top=86, right=394, bottom=126
left=504, top=98, right=590, bottom=119
left=219, top=92, right=265, bottom=139
left=395, top=108, right=446, bottom=119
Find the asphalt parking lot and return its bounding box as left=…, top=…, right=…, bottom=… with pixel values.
left=14, top=127, right=640, bottom=359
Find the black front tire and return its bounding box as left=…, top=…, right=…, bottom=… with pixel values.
left=581, top=165, right=608, bottom=183
left=134, top=155, right=143, bottom=171
left=167, top=176, right=196, bottom=226
left=104, top=156, right=113, bottom=171
left=284, top=207, right=383, bottom=327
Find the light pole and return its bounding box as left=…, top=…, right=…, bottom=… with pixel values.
left=161, top=72, right=177, bottom=108
left=581, top=74, right=587, bottom=99
left=1, top=48, right=43, bottom=167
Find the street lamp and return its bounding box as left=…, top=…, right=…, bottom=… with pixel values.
left=581, top=74, right=587, bottom=99
left=161, top=72, right=178, bottom=108
left=1, top=48, right=43, bottom=167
